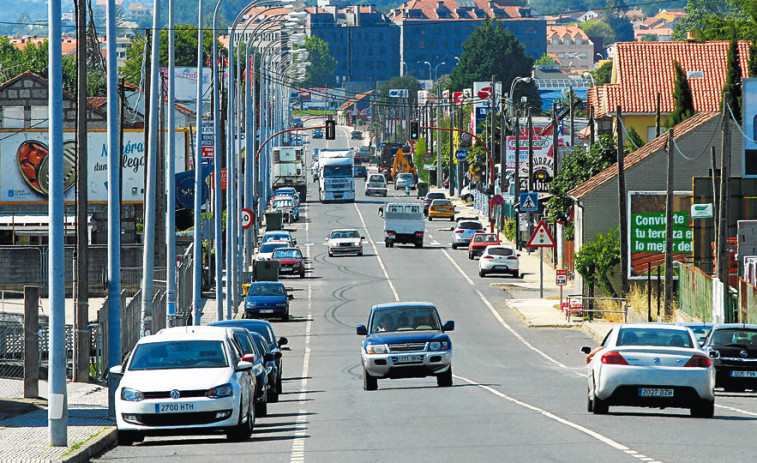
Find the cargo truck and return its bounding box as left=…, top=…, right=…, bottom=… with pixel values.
left=318, top=149, right=355, bottom=203
left=271, top=146, right=307, bottom=202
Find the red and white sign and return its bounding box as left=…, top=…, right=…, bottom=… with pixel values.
left=241, top=208, right=253, bottom=229
left=556, top=269, right=568, bottom=286
left=526, top=220, right=556, bottom=248
left=477, top=87, right=492, bottom=100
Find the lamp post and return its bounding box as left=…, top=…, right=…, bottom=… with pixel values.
left=422, top=60, right=431, bottom=81
left=434, top=62, right=445, bottom=82
left=582, top=71, right=595, bottom=87
left=509, top=76, right=532, bottom=126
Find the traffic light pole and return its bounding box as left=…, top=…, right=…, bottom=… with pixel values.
left=420, top=125, right=494, bottom=185
left=255, top=126, right=327, bottom=160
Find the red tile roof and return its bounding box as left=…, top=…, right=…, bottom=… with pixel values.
left=547, top=25, right=590, bottom=42
left=390, top=0, right=531, bottom=22
left=591, top=41, right=751, bottom=116
left=568, top=111, right=720, bottom=199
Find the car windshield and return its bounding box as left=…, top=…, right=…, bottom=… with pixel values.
left=260, top=243, right=288, bottom=253
left=331, top=230, right=360, bottom=239
left=248, top=284, right=286, bottom=297
left=458, top=221, right=483, bottom=230
left=427, top=193, right=445, bottom=200
left=369, top=175, right=385, bottom=182
left=263, top=233, right=289, bottom=243
left=129, top=340, right=228, bottom=370
left=323, top=165, right=353, bottom=178
left=474, top=234, right=497, bottom=243
left=250, top=334, right=270, bottom=355
left=398, top=174, right=413, bottom=180
left=246, top=325, right=275, bottom=345
left=371, top=308, right=441, bottom=333
left=273, top=199, right=293, bottom=208
left=273, top=249, right=301, bottom=259
left=433, top=200, right=451, bottom=206
left=617, top=328, right=694, bottom=348
left=711, top=328, right=757, bottom=346
left=488, top=247, right=514, bottom=256
left=234, top=333, right=254, bottom=355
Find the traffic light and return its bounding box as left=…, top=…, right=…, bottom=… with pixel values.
left=325, top=119, right=336, bottom=140
left=410, top=121, right=419, bottom=140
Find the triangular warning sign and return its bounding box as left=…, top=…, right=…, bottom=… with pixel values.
left=521, top=195, right=537, bottom=211
left=526, top=220, right=556, bottom=248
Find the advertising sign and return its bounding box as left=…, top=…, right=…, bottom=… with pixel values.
left=505, top=134, right=564, bottom=193
left=743, top=78, right=757, bottom=177
left=628, top=191, right=693, bottom=279
left=159, top=67, right=224, bottom=103
left=388, top=88, right=409, bottom=98
left=0, top=130, right=187, bottom=203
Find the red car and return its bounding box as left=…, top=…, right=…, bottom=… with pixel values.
left=468, top=232, right=500, bottom=260
left=271, top=248, right=306, bottom=278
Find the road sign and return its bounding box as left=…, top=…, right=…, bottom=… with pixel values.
left=691, top=203, right=714, bottom=219
left=556, top=269, right=568, bottom=286
left=241, top=208, right=253, bottom=229
left=423, top=164, right=436, bottom=171
left=455, top=148, right=468, bottom=162
left=491, top=194, right=504, bottom=206
left=526, top=220, right=556, bottom=248
left=477, top=87, right=491, bottom=100
left=423, top=151, right=432, bottom=162
left=519, top=192, right=538, bottom=212
left=389, top=88, right=409, bottom=98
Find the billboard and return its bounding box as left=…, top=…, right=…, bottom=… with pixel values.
left=627, top=191, right=693, bottom=279
left=159, top=67, right=227, bottom=103
left=742, top=78, right=757, bottom=177
left=0, top=130, right=187, bottom=204
left=505, top=133, right=564, bottom=192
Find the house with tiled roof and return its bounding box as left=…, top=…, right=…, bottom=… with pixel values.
left=388, top=0, right=545, bottom=80
left=587, top=39, right=752, bottom=144
left=546, top=25, right=594, bottom=71
left=566, top=112, right=743, bottom=292
left=336, top=90, right=375, bottom=124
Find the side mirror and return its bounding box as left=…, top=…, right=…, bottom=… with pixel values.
left=242, top=353, right=257, bottom=364
left=278, top=337, right=288, bottom=347
left=287, top=294, right=294, bottom=300
left=263, top=353, right=274, bottom=363
left=110, top=365, right=123, bottom=376
left=442, top=320, right=455, bottom=332
left=274, top=351, right=282, bottom=360
left=293, top=239, right=297, bottom=245
left=580, top=346, right=592, bottom=354
left=236, top=360, right=253, bottom=372
left=361, top=236, right=365, bottom=240
left=708, top=350, right=720, bottom=359
left=325, top=237, right=329, bottom=241
left=356, top=325, right=368, bottom=336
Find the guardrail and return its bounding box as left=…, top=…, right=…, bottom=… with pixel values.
left=563, top=295, right=628, bottom=323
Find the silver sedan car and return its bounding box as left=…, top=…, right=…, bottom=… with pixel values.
left=582, top=323, right=715, bottom=417
left=451, top=218, right=484, bottom=249
left=326, top=228, right=364, bottom=257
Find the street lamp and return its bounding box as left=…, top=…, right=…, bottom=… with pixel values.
left=434, top=61, right=445, bottom=82
left=582, top=71, right=595, bottom=87
left=423, top=60, right=432, bottom=81
left=509, top=76, right=532, bottom=126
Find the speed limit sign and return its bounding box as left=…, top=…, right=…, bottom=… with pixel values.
left=241, top=208, right=253, bottom=229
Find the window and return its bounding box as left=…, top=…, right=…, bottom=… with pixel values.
left=3, top=106, right=24, bottom=129
left=31, top=106, right=48, bottom=128
left=552, top=37, right=559, bottom=45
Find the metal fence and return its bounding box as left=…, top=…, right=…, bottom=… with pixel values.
left=678, top=263, right=739, bottom=322
left=738, top=278, right=757, bottom=324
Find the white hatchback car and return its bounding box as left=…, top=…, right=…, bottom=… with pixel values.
left=478, top=245, right=519, bottom=278
left=581, top=323, right=715, bottom=417
left=112, top=326, right=255, bottom=445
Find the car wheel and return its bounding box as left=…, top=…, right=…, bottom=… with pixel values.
left=276, top=376, right=283, bottom=397
left=437, top=367, right=453, bottom=387
left=691, top=399, right=714, bottom=418
left=358, top=251, right=363, bottom=256
left=268, top=387, right=279, bottom=403
left=468, top=251, right=473, bottom=260
left=363, top=367, right=378, bottom=391
left=300, top=271, right=305, bottom=278
left=227, top=405, right=253, bottom=441
left=328, top=251, right=333, bottom=257
left=724, top=385, right=745, bottom=393
left=255, top=399, right=268, bottom=417
left=117, top=430, right=137, bottom=446
left=450, top=217, right=455, bottom=222
left=512, top=271, right=519, bottom=278
left=479, top=269, right=486, bottom=277
left=428, top=216, right=432, bottom=221
left=283, top=312, right=289, bottom=322
left=592, top=394, right=608, bottom=414
left=415, top=240, right=423, bottom=248
left=586, top=387, right=593, bottom=412
left=451, top=243, right=457, bottom=249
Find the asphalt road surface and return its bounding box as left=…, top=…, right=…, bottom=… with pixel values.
left=96, top=121, right=757, bottom=463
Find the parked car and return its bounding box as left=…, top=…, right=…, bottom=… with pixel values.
left=112, top=326, right=254, bottom=445
left=478, top=245, right=520, bottom=278
left=581, top=323, right=715, bottom=417
left=451, top=218, right=484, bottom=249
left=394, top=172, right=416, bottom=190
left=351, top=130, right=363, bottom=140
left=210, top=320, right=286, bottom=403
left=365, top=174, right=387, bottom=197
left=260, top=230, right=296, bottom=247
left=423, top=192, right=447, bottom=216
left=225, top=326, right=270, bottom=417
left=271, top=247, right=306, bottom=278
left=468, top=232, right=500, bottom=260
left=248, top=332, right=281, bottom=403
left=327, top=228, right=364, bottom=257
left=273, top=187, right=300, bottom=206
left=356, top=302, right=455, bottom=390
left=242, top=281, right=293, bottom=321
left=270, top=196, right=298, bottom=222
left=256, top=241, right=290, bottom=261
left=312, top=128, right=323, bottom=139
left=701, top=324, right=757, bottom=391
left=353, top=165, right=368, bottom=179
left=427, top=199, right=455, bottom=221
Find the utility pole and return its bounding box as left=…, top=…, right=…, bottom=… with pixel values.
left=663, top=129, right=675, bottom=321
left=656, top=93, right=661, bottom=139
left=569, top=85, right=575, bottom=147
left=552, top=103, right=559, bottom=267
left=74, top=0, right=89, bottom=383
left=490, top=75, right=495, bottom=191
left=589, top=106, right=595, bottom=147
left=527, top=107, right=534, bottom=245
left=448, top=92, right=454, bottom=197
left=514, top=110, right=520, bottom=250
left=499, top=99, right=506, bottom=231
left=711, top=146, right=719, bottom=261
left=718, top=93, right=732, bottom=321
left=617, top=106, right=629, bottom=297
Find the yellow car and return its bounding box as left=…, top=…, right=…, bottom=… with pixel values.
left=428, top=199, right=455, bottom=221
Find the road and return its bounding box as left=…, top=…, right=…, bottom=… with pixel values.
left=96, top=121, right=757, bottom=463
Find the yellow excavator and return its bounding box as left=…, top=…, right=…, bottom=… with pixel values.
left=390, top=147, right=417, bottom=180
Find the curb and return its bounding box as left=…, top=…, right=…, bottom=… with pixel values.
left=510, top=304, right=581, bottom=329
left=60, top=427, right=116, bottom=463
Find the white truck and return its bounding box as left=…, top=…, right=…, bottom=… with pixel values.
left=381, top=202, right=425, bottom=248
left=272, top=146, right=307, bottom=202
left=318, top=149, right=355, bottom=203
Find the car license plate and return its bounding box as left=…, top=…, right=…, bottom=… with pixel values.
left=259, top=309, right=274, bottom=314
left=493, top=265, right=508, bottom=270
left=731, top=371, right=757, bottom=377
left=393, top=355, right=423, bottom=364
left=638, top=388, right=674, bottom=398
left=155, top=403, right=194, bottom=413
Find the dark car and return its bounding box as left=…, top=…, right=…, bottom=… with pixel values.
left=271, top=247, right=306, bottom=278
left=225, top=326, right=270, bottom=416
left=678, top=322, right=714, bottom=347
left=353, top=165, right=367, bottom=180
left=423, top=192, right=447, bottom=216
left=312, top=128, right=323, bottom=139
left=209, top=319, right=288, bottom=403
left=356, top=302, right=454, bottom=390
left=351, top=130, right=362, bottom=139
left=243, top=282, right=293, bottom=321
left=249, top=332, right=280, bottom=403
left=702, top=324, right=757, bottom=392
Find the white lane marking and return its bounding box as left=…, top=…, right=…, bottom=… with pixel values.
left=354, top=202, right=400, bottom=302
left=454, top=374, right=662, bottom=463
left=716, top=403, right=757, bottom=416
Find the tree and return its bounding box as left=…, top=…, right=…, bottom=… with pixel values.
left=722, top=38, right=743, bottom=123
left=750, top=42, right=757, bottom=77
left=600, top=0, right=634, bottom=43
left=575, top=227, right=621, bottom=297
left=641, top=34, right=659, bottom=42
left=535, top=54, right=558, bottom=66
left=448, top=20, right=539, bottom=108
left=668, top=60, right=695, bottom=127
left=592, top=60, right=613, bottom=86
left=412, top=138, right=429, bottom=183
left=376, top=75, right=423, bottom=141
left=580, top=20, right=615, bottom=46
left=302, top=36, right=337, bottom=87
left=672, top=0, right=750, bottom=41
left=625, top=126, right=644, bottom=150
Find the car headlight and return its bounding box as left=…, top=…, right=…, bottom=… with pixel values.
left=246, top=302, right=254, bottom=308
left=330, top=242, right=338, bottom=247
left=206, top=383, right=233, bottom=399
left=354, top=241, right=361, bottom=247
left=365, top=344, right=387, bottom=354
left=428, top=341, right=450, bottom=351
left=121, top=387, right=144, bottom=402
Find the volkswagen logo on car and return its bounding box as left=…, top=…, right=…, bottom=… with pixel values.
left=170, top=389, right=181, bottom=399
